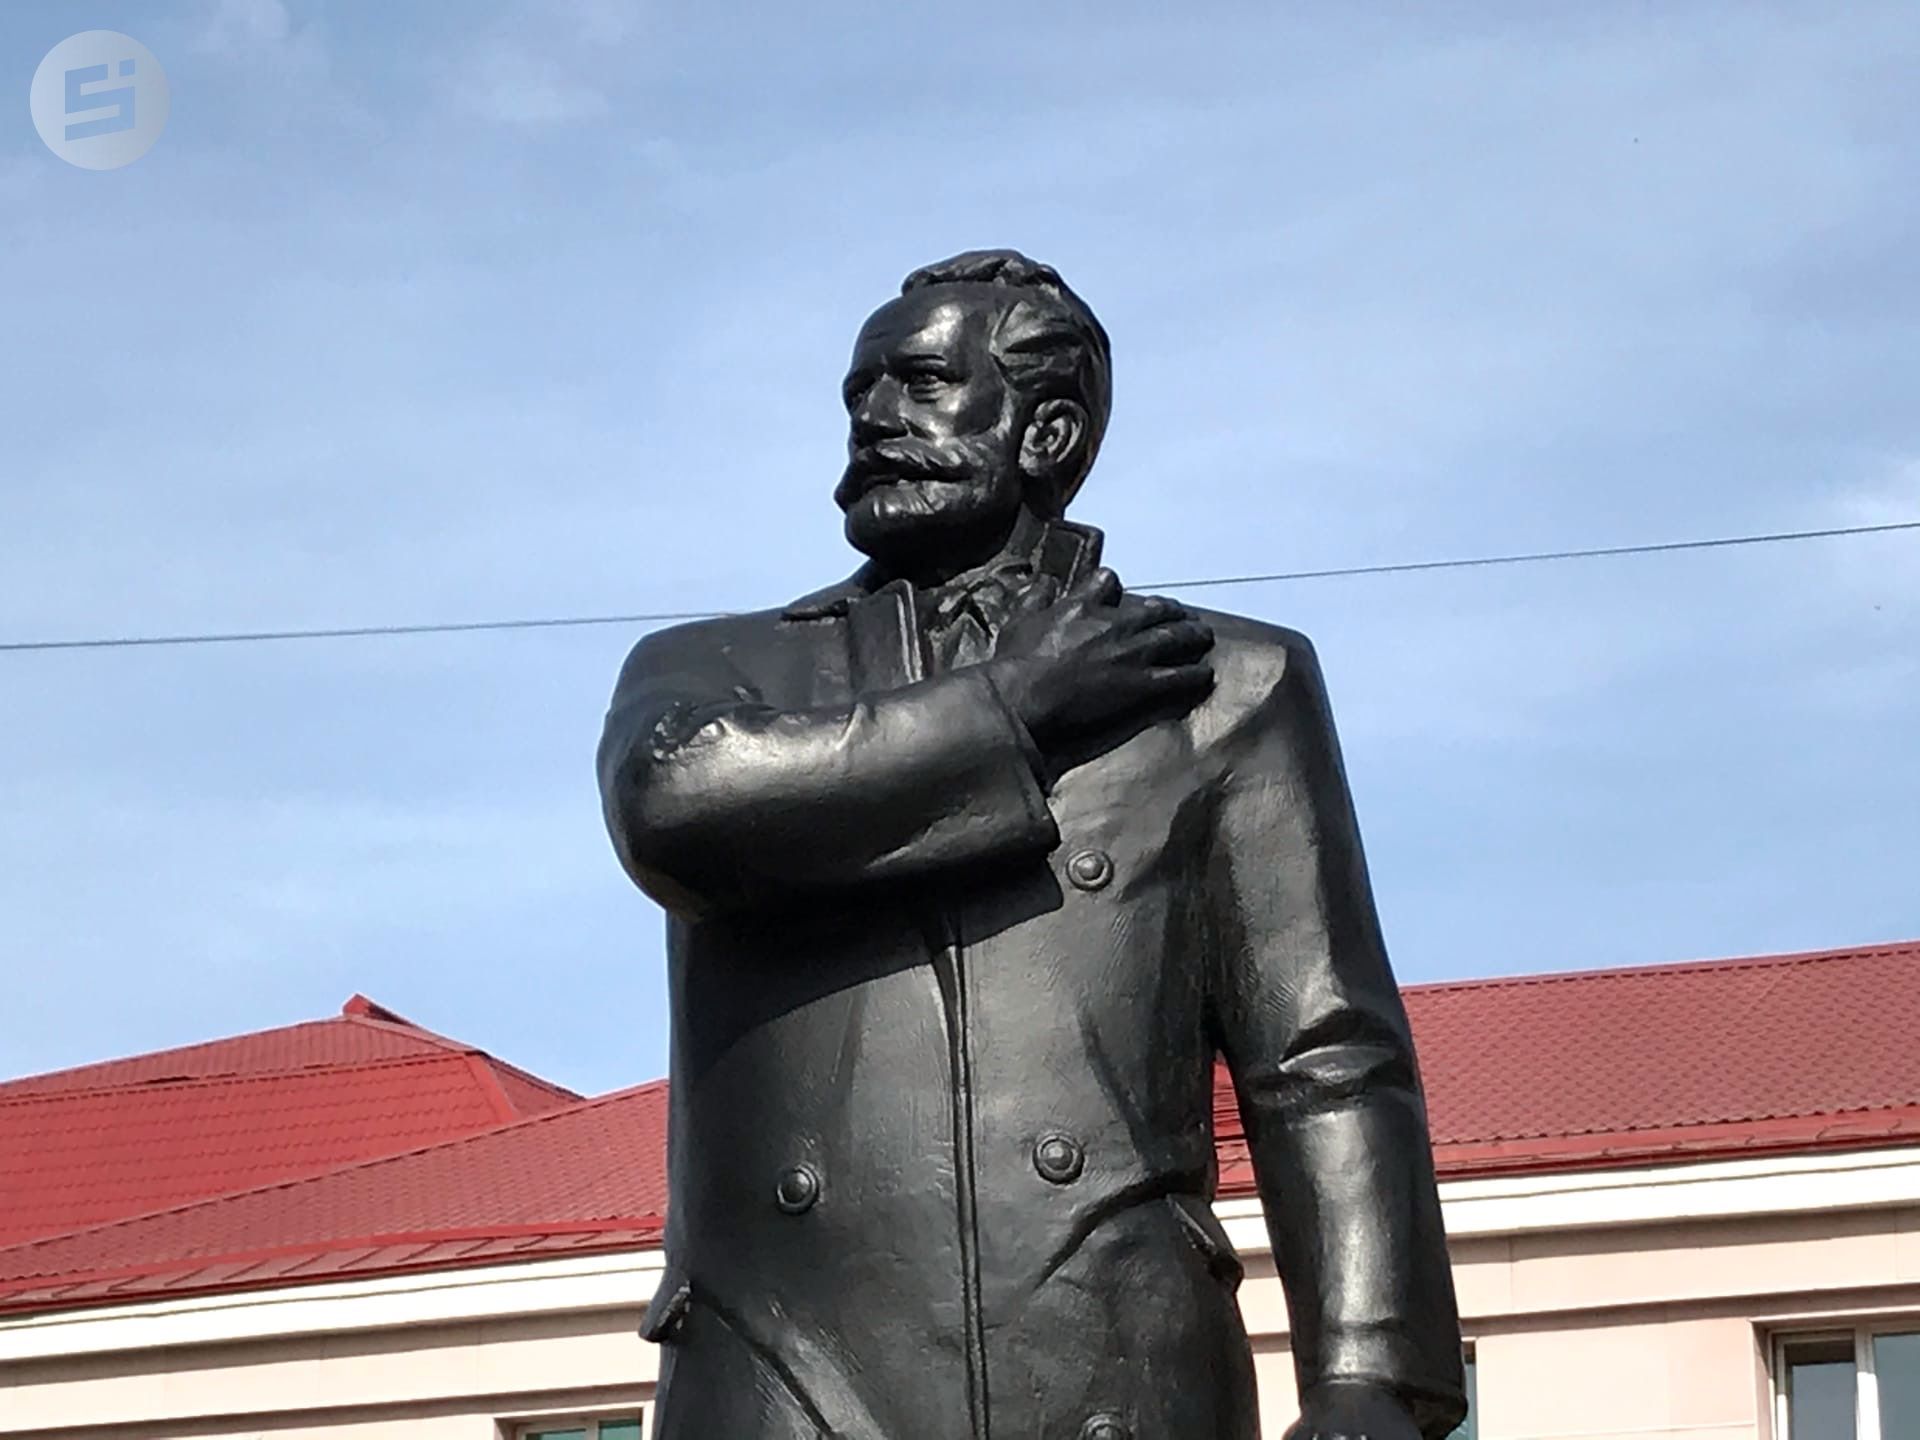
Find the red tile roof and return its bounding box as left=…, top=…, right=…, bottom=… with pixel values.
left=1214, top=938, right=1920, bottom=1187
left=0, top=997, right=578, bottom=1248
left=3, top=939, right=1917, bottom=1318
left=0, top=1082, right=668, bottom=1313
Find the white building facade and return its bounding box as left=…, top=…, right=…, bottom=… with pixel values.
left=4, top=1143, right=1918, bottom=1439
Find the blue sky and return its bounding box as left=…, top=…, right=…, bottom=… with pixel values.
left=3, top=1, right=1915, bottom=1096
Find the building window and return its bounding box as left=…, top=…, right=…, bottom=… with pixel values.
left=1444, top=1349, right=1477, bottom=1440
left=1778, top=1328, right=1920, bottom=1439
left=517, top=1417, right=645, bottom=1440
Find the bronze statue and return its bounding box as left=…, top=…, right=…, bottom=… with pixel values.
left=599, top=251, right=1465, bottom=1440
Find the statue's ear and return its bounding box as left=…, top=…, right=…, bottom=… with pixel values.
left=1018, top=398, right=1089, bottom=510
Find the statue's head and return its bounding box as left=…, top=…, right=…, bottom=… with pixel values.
left=835, top=250, right=1111, bottom=578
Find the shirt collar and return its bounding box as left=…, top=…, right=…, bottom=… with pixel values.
left=781, top=515, right=1103, bottom=622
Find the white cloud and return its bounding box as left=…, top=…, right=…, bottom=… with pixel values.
left=194, top=0, right=325, bottom=76
left=564, top=0, right=643, bottom=46
left=1835, top=458, right=1920, bottom=529
left=186, top=0, right=380, bottom=139
left=1817, top=458, right=1920, bottom=613
left=439, top=4, right=649, bottom=131
left=453, top=47, right=610, bottom=128
left=199, top=0, right=293, bottom=48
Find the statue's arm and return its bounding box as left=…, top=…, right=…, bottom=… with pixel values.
left=1205, top=635, right=1466, bottom=1440
left=597, top=623, right=1059, bottom=916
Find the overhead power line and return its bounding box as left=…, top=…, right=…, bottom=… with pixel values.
left=1145, top=518, right=1920, bottom=592
left=2, top=518, right=1913, bottom=656
left=0, top=609, right=726, bottom=655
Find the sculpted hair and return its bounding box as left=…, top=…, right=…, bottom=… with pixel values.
left=901, top=249, right=1113, bottom=514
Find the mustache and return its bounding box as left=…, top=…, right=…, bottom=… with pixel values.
left=836, top=438, right=986, bottom=507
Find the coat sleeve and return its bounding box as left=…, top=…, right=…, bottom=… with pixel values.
left=1204, top=634, right=1466, bottom=1440
left=597, top=621, right=1060, bottom=917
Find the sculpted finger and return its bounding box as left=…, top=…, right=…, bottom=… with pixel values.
left=1073, top=566, right=1122, bottom=609
left=1012, top=574, right=1062, bottom=612
left=1112, top=593, right=1188, bottom=634
left=1117, top=620, right=1214, bottom=662
left=1143, top=662, right=1215, bottom=698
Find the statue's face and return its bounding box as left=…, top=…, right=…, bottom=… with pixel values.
left=836, top=286, right=1027, bottom=572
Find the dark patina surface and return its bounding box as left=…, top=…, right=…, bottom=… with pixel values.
left=599, top=251, right=1465, bottom=1440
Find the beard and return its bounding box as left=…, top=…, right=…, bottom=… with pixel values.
left=836, top=435, right=1024, bottom=571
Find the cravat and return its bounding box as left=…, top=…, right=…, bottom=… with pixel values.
left=924, top=565, right=1032, bottom=672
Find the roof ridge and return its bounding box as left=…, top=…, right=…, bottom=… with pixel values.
left=0, top=1015, right=579, bottom=1102
left=333, top=1008, right=476, bottom=1057
left=0, top=1051, right=478, bottom=1109
left=483, top=1053, right=585, bottom=1103
left=330, top=1006, right=582, bottom=1104
left=339, top=994, right=417, bottom=1026
left=1400, top=938, right=1920, bottom=996
left=332, top=1008, right=580, bottom=1102
left=0, top=1005, right=497, bottom=1096
left=0, top=1079, right=671, bottom=1264
left=463, top=1052, right=519, bottom=1124
left=0, top=1016, right=345, bottom=1095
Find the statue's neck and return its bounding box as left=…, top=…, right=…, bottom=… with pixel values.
left=881, top=507, right=1048, bottom=592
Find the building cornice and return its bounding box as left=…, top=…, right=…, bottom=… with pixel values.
left=1218, top=1139, right=1920, bottom=1250
left=6, top=1143, right=1920, bottom=1364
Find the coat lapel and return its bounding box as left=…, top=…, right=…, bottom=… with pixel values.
left=847, top=579, right=924, bottom=692
left=780, top=518, right=1105, bottom=700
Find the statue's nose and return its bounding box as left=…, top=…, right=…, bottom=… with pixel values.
left=849, top=381, right=908, bottom=446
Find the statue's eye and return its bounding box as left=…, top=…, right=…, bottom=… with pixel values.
left=906, top=374, right=946, bottom=400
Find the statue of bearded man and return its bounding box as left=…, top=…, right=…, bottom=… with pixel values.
left=599, top=249, right=1466, bottom=1440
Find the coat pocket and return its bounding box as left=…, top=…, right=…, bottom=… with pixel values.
left=639, top=1263, right=692, bottom=1343
left=1167, top=1193, right=1245, bottom=1291
left=646, top=1286, right=845, bottom=1440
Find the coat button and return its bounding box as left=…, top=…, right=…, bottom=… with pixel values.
left=1066, top=848, right=1113, bottom=891
left=1081, top=1415, right=1130, bottom=1440
left=774, top=1163, right=820, bottom=1214
left=1033, top=1131, right=1085, bottom=1184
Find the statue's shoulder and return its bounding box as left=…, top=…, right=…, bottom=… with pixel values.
left=612, top=605, right=795, bottom=687
left=1185, top=606, right=1313, bottom=656
left=1186, top=604, right=1317, bottom=673
left=1178, top=606, right=1329, bottom=729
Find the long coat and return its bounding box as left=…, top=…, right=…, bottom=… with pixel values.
left=598, top=521, right=1465, bottom=1440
